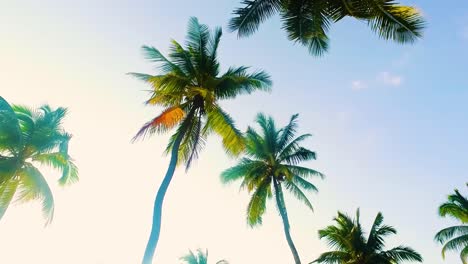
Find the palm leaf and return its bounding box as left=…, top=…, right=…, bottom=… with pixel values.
left=205, top=105, right=244, bottom=156
left=16, top=164, right=55, bottom=224
left=0, top=179, right=19, bottom=220
left=0, top=96, right=22, bottom=153
left=229, top=0, right=282, bottom=37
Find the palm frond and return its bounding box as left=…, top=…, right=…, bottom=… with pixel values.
left=382, top=245, right=423, bottom=262
left=312, top=250, right=350, bottom=264
left=280, top=0, right=331, bottom=55
left=435, top=225, right=468, bottom=244
left=142, top=45, right=185, bottom=75
left=0, top=96, right=22, bottom=153
left=292, top=175, right=318, bottom=193
left=16, top=164, right=55, bottom=224
left=358, top=0, right=425, bottom=44
left=246, top=177, right=270, bottom=226
left=0, top=179, right=19, bottom=220
left=280, top=147, right=316, bottom=165
left=205, top=105, right=244, bottom=156
left=221, top=158, right=267, bottom=184
left=284, top=180, right=314, bottom=211
left=441, top=234, right=468, bottom=259
left=215, top=68, right=272, bottom=100
left=277, top=113, right=298, bottom=151
left=229, top=0, right=282, bottom=37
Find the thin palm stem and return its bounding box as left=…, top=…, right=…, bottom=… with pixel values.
left=142, top=108, right=196, bottom=264
left=273, top=178, right=301, bottom=264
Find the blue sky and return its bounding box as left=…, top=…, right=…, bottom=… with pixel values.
left=1, top=0, right=467, bottom=263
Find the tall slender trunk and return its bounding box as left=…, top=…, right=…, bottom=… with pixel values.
left=142, top=108, right=195, bottom=264
left=273, top=178, right=301, bottom=264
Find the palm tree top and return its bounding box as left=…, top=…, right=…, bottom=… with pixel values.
left=229, top=0, right=426, bottom=55
left=0, top=97, right=78, bottom=224
left=435, top=188, right=468, bottom=263
left=180, top=249, right=229, bottom=264
left=313, top=209, right=423, bottom=264
left=439, top=189, right=468, bottom=223
left=129, top=17, right=272, bottom=167
left=222, top=113, right=324, bottom=226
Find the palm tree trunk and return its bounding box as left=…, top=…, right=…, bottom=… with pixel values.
left=142, top=109, right=195, bottom=264
left=273, top=178, right=301, bottom=264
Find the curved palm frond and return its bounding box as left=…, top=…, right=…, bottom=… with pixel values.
left=16, top=164, right=55, bottom=225
left=229, top=0, right=282, bottom=37
left=205, top=105, right=245, bottom=156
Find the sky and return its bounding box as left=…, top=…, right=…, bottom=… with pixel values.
left=0, top=0, right=467, bottom=263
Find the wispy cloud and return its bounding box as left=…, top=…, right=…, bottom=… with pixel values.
left=377, top=71, right=403, bottom=86
left=459, top=25, right=468, bottom=41
left=351, top=71, right=404, bottom=91
left=351, top=80, right=367, bottom=91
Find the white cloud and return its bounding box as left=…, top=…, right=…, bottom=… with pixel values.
left=351, top=80, right=367, bottom=91
left=377, top=71, right=403, bottom=86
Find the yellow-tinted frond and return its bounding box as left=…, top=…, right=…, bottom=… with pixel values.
left=205, top=105, right=244, bottom=156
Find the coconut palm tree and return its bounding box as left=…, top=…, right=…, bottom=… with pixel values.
left=130, top=17, right=272, bottom=264
left=229, top=0, right=426, bottom=55
left=221, top=113, right=323, bottom=264
left=435, top=188, right=468, bottom=264
left=313, top=209, right=423, bottom=264
left=180, top=249, right=229, bottom=264
left=0, top=96, right=78, bottom=224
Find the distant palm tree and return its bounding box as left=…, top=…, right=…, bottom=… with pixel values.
left=221, top=113, right=323, bottom=264
left=130, top=17, right=272, bottom=264
left=0, top=96, right=78, bottom=224
left=230, top=0, right=425, bottom=55
left=313, top=209, right=423, bottom=264
left=180, top=249, right=229, bottom=264
left=435, top=188, right=468, bottom=264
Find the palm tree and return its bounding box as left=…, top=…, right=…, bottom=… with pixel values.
left=180, top=249, right=229, bottom=264
left=313, top=209, right=423, bottom=264
left=0, top=96, right=78, bottom=224
left=435, top=188, right=468, bottom=264
left=221, top=113, right=323, bottom=264
left=130, top=17, right=272, bottom=264
left=229, top=0, right=426, bottom=55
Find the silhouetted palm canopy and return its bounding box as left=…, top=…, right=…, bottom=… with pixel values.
left=313, top=209, right=423, bottom=264
left=230, top=0, right=425, bottom=55
left=0, top=97, right=78, bottom=224
left=181, top=249, right=229, bottom=264
left=222, top=113, right=323, bottom=264
left=435, top=189, right=468, bottom=264
left=130, top=17, right=271, bottom=264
